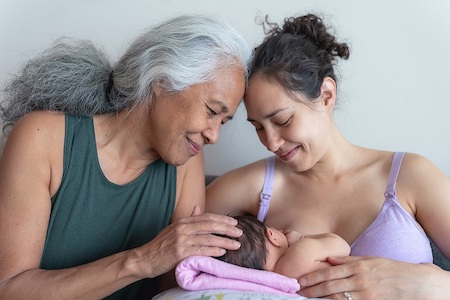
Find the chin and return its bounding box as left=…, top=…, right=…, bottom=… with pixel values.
left=165, top=154, right=192, bottom=167
left=288, top=159, right=310, bottom=173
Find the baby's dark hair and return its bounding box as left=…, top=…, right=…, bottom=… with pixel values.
left=249, top=13, right=350, bottom=100
left=217, top=214, right=268, bottom=270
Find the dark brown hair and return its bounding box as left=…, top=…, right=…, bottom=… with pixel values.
left=249, top=14, right=350, bottom=100
left=217, top=214, right=268, bottom=270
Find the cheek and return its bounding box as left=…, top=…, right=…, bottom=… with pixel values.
left=183, top=113, right=209, bottom=133
left=294, top=113, right=327, bottom=139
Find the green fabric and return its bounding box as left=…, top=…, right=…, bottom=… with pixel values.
left=40, top=115, right=176, bottom=299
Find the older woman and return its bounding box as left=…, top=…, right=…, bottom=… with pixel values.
left=0, top=15, right=249, bottom=299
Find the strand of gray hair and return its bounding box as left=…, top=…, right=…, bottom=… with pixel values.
left=0, top=38, right=114, bottom=132
left=0, top=14, right=250, bottom=134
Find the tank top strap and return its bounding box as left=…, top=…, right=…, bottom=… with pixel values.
left=384, top=152, right=405, bottom=198
left=257, top=156, right=276, bottom=222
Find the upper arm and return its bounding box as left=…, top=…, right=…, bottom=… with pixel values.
left=402, top=153, right=450, bottom=260
left=171, top=151, right=206, bottom=222
left=205, top=160, right=267, bottom=216
left=0, top=112, right=64, bottom=283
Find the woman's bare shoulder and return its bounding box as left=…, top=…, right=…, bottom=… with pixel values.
left=205, top=156, right=271, bottom=215
left=209, top=157, right=269, bottom=187
left=0, top=111, right=66, bottom=197
left=4, top=111, right=65, bottom=148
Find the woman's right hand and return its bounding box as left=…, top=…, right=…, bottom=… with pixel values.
left=128, top=206, right=243, bottom=279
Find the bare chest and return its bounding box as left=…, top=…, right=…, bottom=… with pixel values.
left=263, top=176, right=388, bottom=244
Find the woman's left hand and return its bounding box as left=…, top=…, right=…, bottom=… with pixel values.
left=297, top=255, right=448, bottom=300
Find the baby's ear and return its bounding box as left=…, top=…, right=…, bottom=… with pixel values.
left=266, top=227, right=282, bottom=247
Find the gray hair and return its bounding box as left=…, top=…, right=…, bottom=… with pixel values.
left=0, top=14, right=250, bottom=132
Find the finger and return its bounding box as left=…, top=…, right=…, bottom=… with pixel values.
left=320, top=291, right=358, bottom=300
left=160, top=233, right=240, bottom=260
left=154, top=228, right=240, bottom=259
left=327, top=255, right=361, bottom=265
left=179, top=214, right=242, bottom=238
left=299, top=264, right=352, bottom=288
left=185, top=218, right=243, bottom=238
left=298, top=277, right=353, bottom=299
left=168, top=218, right=242, bottom=249
left=189, top=234, right=241, bottom=252
left=183, top=212, right=239, bottom=227
left=336, top=291, right=361, bottom=300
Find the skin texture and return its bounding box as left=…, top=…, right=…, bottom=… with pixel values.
left=265, top=229, right=351, bottom=279
left=0, top=65, right=246, bottom=299
left=206, top=74, right=450, bottom=299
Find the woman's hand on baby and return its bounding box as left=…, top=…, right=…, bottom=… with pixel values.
left=127, top=206, right=242, bottom=279
left=297, top=255, right=446, bottom=299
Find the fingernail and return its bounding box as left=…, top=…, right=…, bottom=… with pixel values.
left=229, top=217, right=238, bottom=225
left=232, top=241, right=241, bottom=248
left=299, top=278, right=307, bottom=286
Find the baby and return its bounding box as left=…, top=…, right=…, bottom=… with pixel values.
left=218, top=214, right=351, bottom=278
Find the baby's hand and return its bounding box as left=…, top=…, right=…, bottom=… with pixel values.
left=282, top=230, right=303, bottom=246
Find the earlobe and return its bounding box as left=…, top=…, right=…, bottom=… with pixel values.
left=320, top=77, right=336, bottom=109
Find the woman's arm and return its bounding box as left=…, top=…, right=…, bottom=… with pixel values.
left=172, top=151, right=206, bottom=221
left=406, top=153, right=450, bottom=261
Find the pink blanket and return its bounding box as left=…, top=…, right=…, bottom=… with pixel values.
left=175, top=256, right=300, bottom=295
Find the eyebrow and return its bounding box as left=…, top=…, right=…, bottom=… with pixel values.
left=247, top=108, right=288, bottom=122
left=211, top=100, right=229, bottom=113
left=210, top=100, right=234, bottom=120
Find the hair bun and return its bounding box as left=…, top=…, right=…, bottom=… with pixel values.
left=280, top=14, right=350, bottom=60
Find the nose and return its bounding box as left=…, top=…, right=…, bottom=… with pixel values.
left=203, top=119, right=221, bottom=145
left=261, top=129, right=284, bottom=152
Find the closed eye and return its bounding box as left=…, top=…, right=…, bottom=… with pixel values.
left=207, top=106, right=218, bottom=116
left=207, top=106, right=230, bottom=125
left=279, top=118, right=291, bottom=126
left=249, top=121, right=263, bottom=131
left=251, top=118, right=290, bottom=131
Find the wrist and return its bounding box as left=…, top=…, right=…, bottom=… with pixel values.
left=117, top=248, right=145, bottom=282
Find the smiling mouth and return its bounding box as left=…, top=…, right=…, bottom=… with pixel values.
left=277, top=146, right=299, bottom=161
left=188, top=138, right=202, bottom=155
left=279, top=148, right=293, bottom=157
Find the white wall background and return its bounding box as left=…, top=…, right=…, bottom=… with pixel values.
left=1, top=0, right=449, bottom=177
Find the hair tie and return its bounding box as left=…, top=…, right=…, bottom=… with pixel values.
left=105, top=71, right=114, bottom=100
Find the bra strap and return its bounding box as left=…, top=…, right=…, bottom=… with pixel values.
left=384, top=152, right=405, bottom=197
left=257, top=156, right=275, bottom=222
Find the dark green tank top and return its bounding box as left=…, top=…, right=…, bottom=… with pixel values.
left=40, top=115, right=176, bottom=299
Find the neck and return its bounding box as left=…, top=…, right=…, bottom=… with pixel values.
left=304, top=126, right=365, bottom=181
left=94, top=109, right=159, bottom=170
